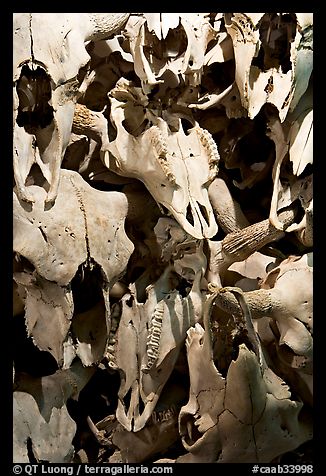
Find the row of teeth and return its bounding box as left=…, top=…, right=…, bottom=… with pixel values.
left=142, top=300, right=165, bottom=373
left=149, top=126, right=176, bottom=184
left=105, top=302, right=121, bottom=368
left=151, top=405, right=177, bottom=423
left=193, top=126, right=220, bottom=170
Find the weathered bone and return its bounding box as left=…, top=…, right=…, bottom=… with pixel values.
left=12, top=12, right=313, bottom=464
left=109, top=259, right=203, bottom=432
left=124, top=14, right=217, bottom=92
left=224, top=13, right=312, bottom=122
left=106, top=78, right=219, bottom=239
left=72, top=104, right=110, bottom=149
left=190, top=82, right=247, bottom=120
left=228, top=251, right=278, bottom=291
left=153, top=216, right=207, bottom=315
left=14, top=360, right=95, bottom=463
left=207, top=253, right=313, bottom=405
left=105, top=376, right=186, bottom=463
left=13, top=13, right=129, bottom=203
left=208, top=177, right=250, bottom=233
left=208, top=254, right=312, bottom=331
left=178, top=287, right=312, bottom=462
left=111, top=409, right=179, bottom=463
left=206, top=207, right=296, bottom=285
left=13, top=169, right=134, bottom=366
left=266, top=93, right=313, bottom=236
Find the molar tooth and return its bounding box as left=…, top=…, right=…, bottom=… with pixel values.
left=147, top=348, right=156, bottom=356
left=150, top=333, right=161, bottom=341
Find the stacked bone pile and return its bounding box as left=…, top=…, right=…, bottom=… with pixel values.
left=13, top=13, right=313, bottom=464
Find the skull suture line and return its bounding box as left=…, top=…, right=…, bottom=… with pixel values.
left=105, top=78, right=220, bottom=240
left=178, top=287, right=312, bottom=463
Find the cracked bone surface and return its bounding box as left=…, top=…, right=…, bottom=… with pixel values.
left=178, top=289, right=312, bottom=463
left=13, top=13, right=129, bottom=203
left=208, top=253, right=313, bottom=405
left=13, top=169, right=134, bottom=366
left=110, top=259, right=203, bottom=432
left=106, top=78, right=219, bottom=239
left=14, top=359, right=95, bottom=462
left=13, top=12, right=313, bottom=464
left=206, top=206, right=296, bottom=285
left=224, top=13, right=312, bottom=122
left=124, top=13, right=219, bottom=92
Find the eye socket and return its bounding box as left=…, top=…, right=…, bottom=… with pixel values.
left=13, top=253, right=35, bottom=273
left=125, top=296, right=134, bottom=308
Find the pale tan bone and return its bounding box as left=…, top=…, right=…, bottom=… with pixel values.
left=204, top=13, right=234, bottom=65
left=103, top=376, right=187, bottom=463
left=178, top=288, right=312, bottom=463
left=266, top=95, right=313, bottom=238
left=13, top=13, right=129, bottom=204
left=224, top=13, right=312, bottom=122
left=190, top=82, right=247, bottom=120
left=72, top=104, right=110, bottom=149
left=287, top=86, right=313, bottom=177
left=154, top=217, right=207, bottom=323
left=124, top=13, right=217, bottom=92
left=108, top=258, right=203, bottom=432
left=13, top=169, right=134, bottom=366
left=106, top=78, right=219, bottom=239
left=228, top=251, right=278, bottom=289
left=209, top=254, right=312, bottom=328
left=207, top=253, right=313, bottom=406
left=13, top=360, right=95, bottom=463
left=206, top=207, right=296, bottom=285
left=93, top=381, right=185, bottom=463
left=208, top=177, right=250, bottom=233
left=111, top=409, right=179, bottom=463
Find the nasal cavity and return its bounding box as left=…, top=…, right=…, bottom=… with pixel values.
left=198, top=203, right=210, bottom=227
left=186, top=203, right=194, bottom=226
left=16, top=64, right=54, bottom=130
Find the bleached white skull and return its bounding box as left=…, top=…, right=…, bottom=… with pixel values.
left=224, top=13, right=313, bottom=122
left=109, top=382, right=182, bottom=463
left=13, top=359, right=95, bottom=463
left=107, top=257, right=204, bottom=432
left=106, top=78, right=219, bottom=239
left=123, top=13, right=217, bottom=92
left=259, top=254, right=313, bottom=405
left=207, top=253, right=313, bottom=406
left=266, top=85, right=313, bottom=245
left=13, top=169, right=134, bottom=367
left=178, top=289, right=312, bottom=463
left=13, top=13, right=129, bottom=204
